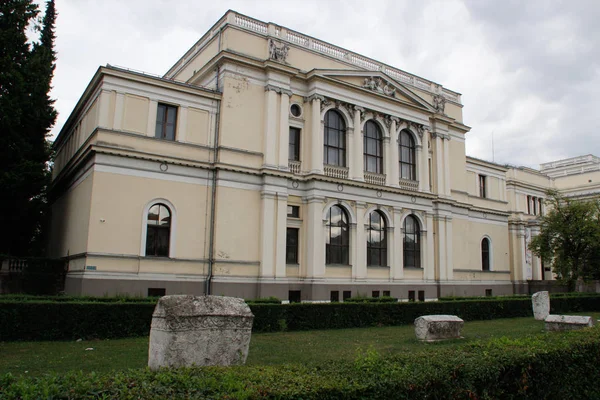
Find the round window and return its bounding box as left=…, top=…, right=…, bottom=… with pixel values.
left=290, top=104, right=302, bottom=117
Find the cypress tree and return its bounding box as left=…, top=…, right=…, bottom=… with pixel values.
left=0, top=0, right=57, bottom=256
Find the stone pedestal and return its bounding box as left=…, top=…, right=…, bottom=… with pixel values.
left=414, top=315, right=464, bottom=341
left=532, top=291, right=550, bottom=320
left=544, top=315, right=595, bottom=332
left=148, top=295, right=254, bottom=369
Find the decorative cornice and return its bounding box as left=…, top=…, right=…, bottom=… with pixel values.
left=303, top=94, right=326, bottom=103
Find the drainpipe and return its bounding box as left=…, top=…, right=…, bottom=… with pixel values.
left=205, top=61, right=221, bottom=296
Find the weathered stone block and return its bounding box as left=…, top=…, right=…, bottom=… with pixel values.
left=148, top=295, right=254, bottom=370
left=414, top=315, right=464, bottom=341
left=544, top=315, right=595, bottom=332
left=532, top=291, right=550, bottom=320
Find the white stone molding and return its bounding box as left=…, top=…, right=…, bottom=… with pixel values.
left=398, top=210, right=427, bottom=232
left=363, top=205, right=394, bottom=229
left=320, top=103, right=354, bottom=130
left=321, top=200, right=357, bottom=224
left=265, top=84, right=293, bottom=97
left=146, top=99, right=158, bottom=138
left=139, top=198, right=178, bottom=258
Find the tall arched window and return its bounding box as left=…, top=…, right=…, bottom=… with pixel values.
left=324, top=110, right=346, bottom=167
left=326, top=205, right=349, bottom=264
left=403, top=215, right=421, bottom=268
left=367, top=210, right=387, bottom=266
left=364, top=121, right=383, bottom=174
left=146, top=204, right=171, bottom=257
left=399, top=130, right=416, bottom=180
left=482, top=237, right=490, bottom=271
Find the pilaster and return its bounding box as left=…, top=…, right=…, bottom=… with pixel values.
left=353, top=107, right=364, bottom=180
left=305, top=196, right=325, bottom=278
left=444, top=216, right=453, bottom=280
left=97, top=90, right=112, bottom=129
left=146, top=99, right=158, bottom=138
left=426, top=213, right=435, bottom=281
left=383, top=136, right=392, bottom=185
left=443, top=136, right=452, bottom=196
left=113, top=92, right=124, bottom=130
left=354, top=202, right=367, bottom=280
left=309, top=96, right=323, bottom=173
left=274, top=193, right=288, bottom=278
left=420, top=131, right=430, bottom=192
left=392, top=207, right=404, bottom=280
left=434, top=134, right=444, bottom=195
left=260, top=191, right=277, bottom=278
left=389, top=118, right=399, bottom=187
left=177, top=106, right=188, bottom=142
left=278, top=92, right=291, bottom=169
left=263, top=88, right=278, bottom=168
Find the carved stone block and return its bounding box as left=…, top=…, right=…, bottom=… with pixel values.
left=544, top=315, right=595, bottom=332
left=414, top=315, right=464, bottom=341
left=531, top=291, right=550, bottom=321
left=148, top=295, right=254, bottom=369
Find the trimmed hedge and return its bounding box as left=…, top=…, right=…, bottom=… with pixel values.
left=2, top=295, right=600, bottom=341
left=2, top=328, right=600, bottom=399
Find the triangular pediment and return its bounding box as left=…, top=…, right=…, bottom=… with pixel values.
left=313, top=70, right=435, bottom=112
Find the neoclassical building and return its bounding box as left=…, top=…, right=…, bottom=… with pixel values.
left=48, top=11, right=600, bottom=300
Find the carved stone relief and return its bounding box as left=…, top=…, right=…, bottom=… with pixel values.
left=362, top=76, right=397, bottom=97
left=268, top=39, right=289, bottom=63
left=432, top=94, right=446, bottom=114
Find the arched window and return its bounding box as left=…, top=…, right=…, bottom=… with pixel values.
left=482, top=237, right=490, bottom=271
left=146, top=204, right=171, bottom=257
left=326, top=205, right=349, bottom=264
left=367, top=210, right=387, bottom=266
left=403, top=215, right=420, bottom=268
left=324, top=110, right=346, bottom=167
left=364, top=121, right=383, bottom=174
left=399, top=130, right=416, bottom=180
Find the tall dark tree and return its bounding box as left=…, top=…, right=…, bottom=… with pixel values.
left=0, top=0, right=57, bottom=256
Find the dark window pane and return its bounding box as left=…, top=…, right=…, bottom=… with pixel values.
left=326, top=205, right=349, bottom=265
left=146, top=204, right=171, bottom=257
left=155, top=104, right=177, bottom=140
left=286, top=228, right=299, bottom=264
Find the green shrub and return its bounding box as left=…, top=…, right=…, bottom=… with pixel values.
left=245, top=296, right=281, bottom=304
left=344, top=296, right=398, bottom=303
left=2, top=329, right=600, bottom=399
left=1, top=295, right=599, bottom=340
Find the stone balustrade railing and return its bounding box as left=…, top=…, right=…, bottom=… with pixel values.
left=324, top=164, right=349, bottom=179
left=364, top=172, right=386, bottom=186
left=399, top=178, right=419, bottom=191
left=288, top=160, right=301, bottom=175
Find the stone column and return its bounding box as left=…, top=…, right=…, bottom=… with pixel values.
left=416, top=144, right=424, bottom=190
left=420, top=131, right=430, bottom=192
left=263, top=88, right=278, bottom=168
left=278, top=91, right=292, bottom=169
left=354, top=202, right=367, bottom=280
left=424, top=217, right=435, bottom=281
left=389, top=118, right=399, bottom=187
left=353, top=107, right=364, bottom=180
left=304, top=195, right=325, bottom=278
left=308, top=96, right=323, bottom=174
left=386, top=224, right=395, bottom=280
left=274, top=193, right=288, bottom=278
left=146, top=99, right=158, bottom=137
left=392, top=207, right=404, bottom=280
left=443, top=136, right=452, bottom=196
left=260, top=191, right=276, bottom=278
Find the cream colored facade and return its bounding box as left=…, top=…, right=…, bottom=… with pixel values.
left=49, top=11, right=599, bottom=300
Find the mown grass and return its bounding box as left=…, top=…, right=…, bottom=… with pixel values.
left=1, top=313, right=598, bottom=378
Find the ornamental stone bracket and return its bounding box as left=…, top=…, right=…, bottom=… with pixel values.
left=268, top=39, right=289, bottom=63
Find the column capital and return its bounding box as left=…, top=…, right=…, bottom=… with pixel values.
left=304, top=94, right=325, bottom=103
left=265, top=84, right=292, bottom=96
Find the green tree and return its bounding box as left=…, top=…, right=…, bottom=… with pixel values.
left=529, top=190, right=600, bottom=291
left=0, top=0, right=56, bottom=256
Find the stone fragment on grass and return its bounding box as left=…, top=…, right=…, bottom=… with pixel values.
left=414, top=315, right=464, bottom=341
left=148, top=295, right=254, bottom=370
left=544, top=315, right=595, bottom=331
left=532, top=291, right=550, bottom=320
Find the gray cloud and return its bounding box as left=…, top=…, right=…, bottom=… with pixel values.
left=49, top=0, right=600, bottom=168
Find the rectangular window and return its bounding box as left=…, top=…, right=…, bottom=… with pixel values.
left=289, top=127, right=301, bottom=161
left=408, top=290, right=416, bottom=302
left=155, top=103, right=177, bottom=140
left=383, top=290, right=391, bottom=297
left=286, top=228, right=299, bottom=264
left=485, top=289, right=493, bottom=297
left=288, top=290, right=301, bottom=303
left=287, top=205, right=300, bottom=218
left=330, top=291, right=339, bottom=302
left=479, top=175, right=487, bottom=198
left=538, top=198, right=543, bottom=216
left=527, top=195, right=531, bottom=214
left=532, top=197, right=537, bottom=215
left=418, top=290, right=425, bottom=302
left=372, top=290, right=380, bottom=298
left=147, top=288, right=166, bottom=297
left=343, top=290, right=351, bottom=301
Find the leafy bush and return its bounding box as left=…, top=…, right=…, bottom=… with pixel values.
left=245, top=296, right=281, bottom=304
left=344, top=296, right=398, bottom=303
left=1, top=295, right=599, bottom=340
left=2, top=329, right=600, bottom=399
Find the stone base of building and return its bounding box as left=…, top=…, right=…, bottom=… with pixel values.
left=65, top=273, right=516, bottom=300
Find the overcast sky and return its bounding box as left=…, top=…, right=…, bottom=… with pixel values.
left=47, top=0, right=599, bottom=168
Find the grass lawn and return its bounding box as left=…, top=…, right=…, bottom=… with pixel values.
left=1, top=313, right=599, bottom=378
